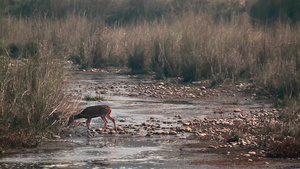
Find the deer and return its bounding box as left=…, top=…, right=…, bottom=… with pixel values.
left=68, top=105, right=117, bottom=131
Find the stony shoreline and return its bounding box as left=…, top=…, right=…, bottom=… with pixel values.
left=63, top=69, right=300, bottom=167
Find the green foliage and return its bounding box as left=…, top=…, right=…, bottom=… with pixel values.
left=7, top=43, right=22, bottom=59
left=68, top=55, right=82, bottom=65
left=128, top=43, right=147, bottom=74
left=84, top=95, right=106, bottom=101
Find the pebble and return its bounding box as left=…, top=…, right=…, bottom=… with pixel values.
left=52, top=134, right=61, bottom=139
left=248, top=159, right=253, bottom=162
left=185, top=127, right=193, bottom=132
left=248, top=151, right=256, bottom=155
left=169, top=131, right=177, bottom=135
left=108, top=130, right=116, bottom=134
left=208, top=145, right=215, bottom=149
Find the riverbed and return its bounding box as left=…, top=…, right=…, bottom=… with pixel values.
left=0, top=69, right=299, bottom=169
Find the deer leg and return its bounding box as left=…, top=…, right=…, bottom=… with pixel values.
left=101, top=116, right=108, bottom=128
left=107, top=115, right=117, bottom=131
left=86, top=118, right=92, bottom=130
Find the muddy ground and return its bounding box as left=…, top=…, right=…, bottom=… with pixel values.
left=0, top=68, right=299, bottom=169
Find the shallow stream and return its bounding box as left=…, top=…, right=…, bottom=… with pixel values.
left=1, top=70, right=299, bottom=169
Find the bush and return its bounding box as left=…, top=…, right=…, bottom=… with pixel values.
left=7, top=43, right=22, bottom=59
left=68, top=55, right=82, bottom=65
left=128, top=43, right=148, bottom=74
left=267, top=138, right=300, bottom=158
left=0, top=56, right=70, bottom=149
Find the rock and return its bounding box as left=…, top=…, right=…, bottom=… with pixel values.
left=108, top=130, right=116, bottom=134
left=52, top=134, right=61, bottom=139
left=182, top=122, right=190, bottom=126
left=248, top=159, right=253, bottom=162
left=230, top=142, right=238, bottom=146
left=146, top=133, right=154, bottom=137
left=155, top=131, right=163, bottom=135
left=96, top=128, right=104, bottom=132
left=100, top=90, right=107, bottom=94
left=169, top=131, right=177, bottom=135
left=185, top=127, right=193, bottom=132
left=234, top=109, right=242, bottom=112
left=90, top=129, right=96, bottom=133
left=248, top=151, right=256, bottom=155
left=98, top=131, right=108, bottom=134
left=265, top=162, right=269, bottom=165
left=244, top=154, right=251, bottom=157
left=117, top=126, right=123, bottom=131
left=196, top=133, right=207, bottom=137
left=162, top=131, right=169, bottom=135
left=120, top=119, right=127, bottom=122
left=208, top=145, right=215, bottom=149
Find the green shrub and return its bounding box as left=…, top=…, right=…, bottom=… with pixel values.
left=68, top=55, right=82, bottom=65
left=128, top=43, right=147, bottom=74
left=7, top=43, right=22, bottom=59
left=84, top=95, right=106, bottom=101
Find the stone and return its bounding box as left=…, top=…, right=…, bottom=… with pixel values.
left=208, top=145, right=215, bottom=149
left=248, top=159, right=253, bottom=162
left=182, top=122, right=190, bottom=126
left=52, top=134, right=61, bottom=139
left=117, top=126, right=124, bottom=131
left=234, top=109, right=242, bottom=112
left=169, top=131, right=177, bottom=135
left=244, top=154, right=251, bottom=157
left=162, top=131, right=169, bottom=135
left=155, top=131, right=163, bottom=135
left=248, top=151, right=256, bottom=155
left=108, top=130, right=116, bottom=134
left=146, top=133, right=153, bottom=137
left=185, top=127, right=193, bottom=132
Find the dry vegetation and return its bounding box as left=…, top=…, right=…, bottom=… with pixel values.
left=0, top=0, right=299, bottom=156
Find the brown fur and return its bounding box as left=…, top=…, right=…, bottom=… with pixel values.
left=68, top=105, right=117, bottom=130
